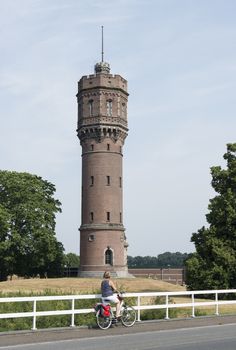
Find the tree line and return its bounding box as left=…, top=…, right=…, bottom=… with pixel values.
left=63, top=252, right=189, bottom=269
left=128, top=252, right=189, bottom=268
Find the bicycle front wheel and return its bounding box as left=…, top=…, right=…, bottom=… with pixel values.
left=121, top=305, right=136, bottom=327
left=96, top=312, right=112, bottom=330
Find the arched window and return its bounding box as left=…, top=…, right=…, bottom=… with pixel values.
left=106, top=100, right=112, bottom=116
left=105, top=248, right=113, bottom=265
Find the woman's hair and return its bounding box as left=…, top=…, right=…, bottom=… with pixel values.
left=103, top=271, right=110, bottom=279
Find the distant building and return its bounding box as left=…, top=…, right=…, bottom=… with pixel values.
left=76, top=55, right=129, bottom=277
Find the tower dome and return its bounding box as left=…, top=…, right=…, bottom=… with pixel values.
left=95, top=61, right=110, bottom=74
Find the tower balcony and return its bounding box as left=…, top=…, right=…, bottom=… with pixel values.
left=77, top=122, right=128, bottom=144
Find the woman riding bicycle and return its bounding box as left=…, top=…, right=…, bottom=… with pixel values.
left=101, top=271, right=121, bottom=320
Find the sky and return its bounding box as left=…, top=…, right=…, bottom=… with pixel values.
left=0, top=0, right=236, bottom=256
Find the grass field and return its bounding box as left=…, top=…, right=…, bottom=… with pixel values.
left=0, top=278, right=235, bottom=332
left=1, top=278, right=235, bottom=316
left=0, top=277, right=185, bottom=295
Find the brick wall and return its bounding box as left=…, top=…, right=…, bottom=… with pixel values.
left=128, top=268, right=185, bottom=285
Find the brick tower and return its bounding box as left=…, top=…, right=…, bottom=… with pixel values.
left=76, top=52, right=129, bottom=277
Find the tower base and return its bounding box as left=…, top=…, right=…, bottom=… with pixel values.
left=78, top=269, right=134, bottom=278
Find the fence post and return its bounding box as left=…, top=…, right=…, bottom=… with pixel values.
left=165, top=294, right=169, bottom=319
left=215, top=292, right=219, bottom=316
left=70, top=298, right=75, bottom=327
left=191, top=293, right=195, bottom=317
left=137, top=295, right=141, bottom=321
left=32, top=299, right=37, bottom=330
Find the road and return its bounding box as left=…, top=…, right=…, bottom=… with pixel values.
left=0, top=316, right=236, bottom=350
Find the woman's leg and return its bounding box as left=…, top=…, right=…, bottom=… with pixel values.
left=116, top=300, right=121, bottom=317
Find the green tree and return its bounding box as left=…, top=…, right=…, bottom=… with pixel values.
left=185, top=143, right=236, bottom=290
left=0, top=204, right=13, bottom=280
left=157, top=252, right=189, bottom=268
left=0, top=171, right=64, bottom=280
left=64, top=253, right=80, bottom=267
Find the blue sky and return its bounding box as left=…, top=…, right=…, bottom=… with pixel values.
left=0, top=0, right=235, bottom=256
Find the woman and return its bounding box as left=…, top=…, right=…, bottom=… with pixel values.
left=101, top=271, right=121, bottom=319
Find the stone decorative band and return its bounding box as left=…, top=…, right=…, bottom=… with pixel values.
left=80, top=223, right=125, bottom=231
left=78, top=85, right=129, bottom=96
left=77, top=116, right=128, bottom=128
left=77, top=126, right=128, bottom=144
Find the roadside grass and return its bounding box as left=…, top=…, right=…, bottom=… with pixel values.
left=1, top=278, right=236, bottom=331
left=0, top=278, right=184, bottom=332
left=170, top=296, right=236, bottom=318
left=0, top=289, right=99, bottom=332
left=140, top=295, right=236, bottom=321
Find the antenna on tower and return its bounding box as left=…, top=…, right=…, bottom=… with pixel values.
left=95, top=26, right=110, bottom=73
left=101, top=25, right=104, bottom=62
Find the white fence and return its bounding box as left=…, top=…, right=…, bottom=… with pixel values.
left=0, top=289, right=236, bottom=331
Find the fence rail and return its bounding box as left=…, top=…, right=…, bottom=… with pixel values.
left=0, top=289, right=236, bottom=331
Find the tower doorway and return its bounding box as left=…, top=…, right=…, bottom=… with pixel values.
left=105, top=248, right=113, bottom=265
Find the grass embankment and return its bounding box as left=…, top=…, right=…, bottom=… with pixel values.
left=0, top=277, right=185, bottom=294
left=0, top=278, right=184, bottom=331
left=0, top=278, right=235, bottom=331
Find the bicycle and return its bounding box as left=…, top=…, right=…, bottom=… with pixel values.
left=94, top=292, right=136, bottom=330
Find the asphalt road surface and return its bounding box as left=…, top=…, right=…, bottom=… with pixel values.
left=1, top=316, right=236, bottom=350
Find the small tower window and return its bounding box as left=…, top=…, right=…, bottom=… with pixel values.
left=121, top=103, right=126, bottom=117
left=78, top=104, right=82, bottom=118
left=105, top=248, right=113, bottom=265
left=90, top=176, right=94, bottom=186
left=91, top=144, right=94, bottom=151
left=119, top=177, right=122, bottom=188
left=120, top=212, right=122, bottom=223
left=107, top=143, right=110, bottom=151
left=106, top=212, right=110, bottom=222
left=106, top=100, right=112, bottom=116
left=90, top=212, right=94, bottom=222
left=106, top=176, right=110, bottom=186
left=88, top=234, right=95, bottom=242
left=88, top=100, right=93, bottom=117
left=120, top=146, right=122, bottom=153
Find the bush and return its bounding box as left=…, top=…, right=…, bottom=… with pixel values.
left=0, top=290, right=99, bottom=332
left=141, top=296, right=178, bottom=321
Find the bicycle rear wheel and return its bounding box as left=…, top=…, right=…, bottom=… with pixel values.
left=96, top=312, right=112, bottom=330
left=121, top=305, right=136, bottom=327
